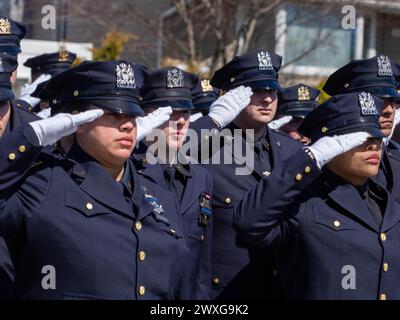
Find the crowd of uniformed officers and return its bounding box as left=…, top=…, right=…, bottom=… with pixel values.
left=0, top=16, right=400, bottom=300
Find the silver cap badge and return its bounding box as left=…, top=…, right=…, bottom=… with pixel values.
left=257, top=51, right=273, bottom=71
left=377, top=55, right=393, bottom=77
left=359, top=92, right=378, bottom=115
left=167, top=68, right=184, bottom=88
left=116, top=63, right=136, bottom=89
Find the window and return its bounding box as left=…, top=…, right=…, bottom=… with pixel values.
left=284, top=4, right=354, bottom=69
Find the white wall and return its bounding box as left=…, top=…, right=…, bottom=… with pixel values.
left=18, top=39, right=93, bottom=81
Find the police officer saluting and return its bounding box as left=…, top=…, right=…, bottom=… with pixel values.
left=0, top=60, right=190, bottom=299
left=0, top=17, right=25, bottom=87
left=323, top=55, right=400, bottom=202
left=19, top=50, right=77, bottom=113
left=137, top=67, right=214, bottom=299
left=234, top=92, right=400, bottom=300
left=199, top=50, right=302, bottom=299
left=0, top=17, right=37, bottom=127
left=190, top=78, right=220, bottom=123
left=272, top=83, right=320, bottom=145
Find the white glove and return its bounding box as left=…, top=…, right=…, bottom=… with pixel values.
left=29, top=109, right=104, bottom=146
left=383, top=109, right=400, bottom=146
left=268, top=115, right=293, bottom=130
left=190, top=112, right=203, bottom=123
left=36, top=108, right=51, bottom=119
left=208, top=86, right=252, bottom=128
left=135, top=107, right=172, bottom=142
left=308, top=132, right=371, bottom=169
left=19, top=74, right=52, bottom=108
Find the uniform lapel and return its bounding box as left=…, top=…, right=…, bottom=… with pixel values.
left=380, top=186, right=400, bottom=232
left=68, top=143, right=133, bottom=219
left=326, top=183, right=380, bottom=232
left=266, top=127, right=282, bottom=171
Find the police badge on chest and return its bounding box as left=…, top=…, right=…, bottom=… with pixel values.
left=199, top=192, right=212, bottom=226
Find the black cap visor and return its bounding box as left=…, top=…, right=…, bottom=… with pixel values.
left=88, top=99, right=144, bottom=117
left=0, top=45, right=21, bottom=55
left=0, top=87, right=15, bottom=101
left=363, top=86, right=400, bottom=99
left=238, top=79, right=281, bottom=91
left=141, top=99, right=194, bottom=111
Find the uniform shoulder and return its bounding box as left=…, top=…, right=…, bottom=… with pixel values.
left=12, top=100, right=40, bottom=122
left=269, top=128, right=303, bottom=148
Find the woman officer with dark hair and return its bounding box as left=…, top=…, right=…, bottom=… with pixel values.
left=0, top=60, right=189, bottom=300
left=234, top=92, right=400, bottom=300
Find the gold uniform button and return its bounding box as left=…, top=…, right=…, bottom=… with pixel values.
left=225, top=197, right=231, bottom=204
left=200, top=234, right=205, bottom=241
left=138, top=285, right=145, bottom=296
left=380, top=293, right=387, bottom=300
left=139, top=250, right=146, bottom=261
left=52, top=99, right=58, bottom=104
left=383, top=263, right=389, bottom=272
left=333, top=220, right=341, bottom=228
left=304, top=166, right=311, bottom=173
left=73, top=90, right=79, bottom=96
left=8, top=153, right=16, bottom=160
left=380, top=233, right=387, bottom=242
left=18, top=145, right=26, bottom=153
left=135, top=221, right=142, bottom=231
left=230, top=77, right=235, bottom=83
left=86, top=202, right=93, bottom=210
left=321, top=127, right=328, bottom=133
left=212, top=277, right=220, bottom=285
left=295, top=174, right=303, bottom=181
left=263, top=171, right=271, bottom=176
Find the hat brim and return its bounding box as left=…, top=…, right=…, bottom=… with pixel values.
left=87, top=99, right=144, bottom=117
left=0, top=45, right=21, bottom=55
left=364, top=86, right=400, bottom=99
left=278, top=109, right=310, bottom=119
left=278, top=102, right=317, bottom=118
left=308, top=124, right=384, bottom=142
left=0, top=88, right=15, bottom=101
left=141, top=100, right=194, bottom=110
left=193, top=100, right=213, bottom=111
left=240, top=79, right=281, bottom=91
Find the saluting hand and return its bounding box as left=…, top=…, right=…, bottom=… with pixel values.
left=29, top=109, right=104, bottom=146
left=268, top=115, right=293, bottom=130
left=135, top=107, right=173, bottom=142
left=19, top=74, right=52, bottom=108
left=208, top=86, right=253, bottom=128
left=308, top=132, right=371, bottom=169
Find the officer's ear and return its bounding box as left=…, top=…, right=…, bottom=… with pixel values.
left=10, top=70, right=17, bottom=86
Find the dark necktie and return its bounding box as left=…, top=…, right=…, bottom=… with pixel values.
left=253, top=140, right=271, bottom=177
left=359, top=184, right=385, bottom=226
left=164, top=165, right=185, bottom=204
